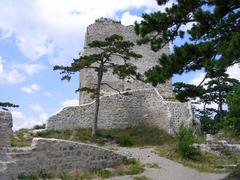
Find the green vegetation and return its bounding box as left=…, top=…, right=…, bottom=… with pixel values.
left=225, top=85, right=240, bottom=136
left=33, top=124, right=46, bottom=129
left=11, top=125, right=173, bottom=147
left=118, top=158, right=144, bottom=175
left=18, top=158, right=143, bottom=180
left=0, top=101, right=19, bottom=111
left=11, top=129, right=33, bottom=147
left=54, top=34, right=142, bottom=136
left=223, top=167, right=240, bottom=180
left=175, top=125, right=201, bottom=160
left=135, top=0, right=240, bottom=137
left=133, top=176, right=148, bottom=180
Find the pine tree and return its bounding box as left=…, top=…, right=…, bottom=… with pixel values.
left=0, top=102, right=19, bottom=111
left=226, top=85, right=240, bottom=135
left=54, top=34, right=142, bottom=136
left=173, top=71, right=239, bottom=134
left=135, top=0, right=240, bottom=84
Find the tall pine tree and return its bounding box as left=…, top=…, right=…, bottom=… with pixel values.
left=54, top=34, right=142, bottom=136
left=135, top=0, right=240, bottom=83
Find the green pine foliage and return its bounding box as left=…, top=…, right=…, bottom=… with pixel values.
left=135, top=0, right=240, bottom=135
left=225, top=85, right=240, bottom=135
left=54, top=34, right=142, bottom=136
left=136, top=0, right=239, bottom=82
left=0, top=102, right=19, bottom=111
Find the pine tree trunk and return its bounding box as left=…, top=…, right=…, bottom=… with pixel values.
left=92, top=62, right=103, bottom=137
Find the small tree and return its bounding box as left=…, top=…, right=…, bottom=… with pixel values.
left=54, top=34, right=142, bottom=136
left=225, top=85, right=240, bottom=135
left=173, top=71, right=239, bottom=134
left=0, top=102, right=19, bottom=111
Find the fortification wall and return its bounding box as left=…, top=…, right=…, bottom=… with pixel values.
left=166, top=101, right=193, bottom=133
left=47, top=88, right=172, bottom=132
left=80, top=18, right=173, bottom=104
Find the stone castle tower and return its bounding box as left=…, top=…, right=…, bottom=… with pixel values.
left=80, top=18, right=173, bottom=104
left=46, top=18, right=193, bottom=133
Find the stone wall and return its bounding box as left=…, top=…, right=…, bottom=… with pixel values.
left=0, top=111, right=124, bottom=179
left=0, top=138, right=123, bottom=179
left=166, top=101, right=193, bottom=133
left=0, top=111, right=12, bottom=152
left=47, top=88, right=173, bottom=132
left=80, top=18, right=173, bottom=104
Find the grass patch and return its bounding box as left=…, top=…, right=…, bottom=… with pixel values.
left=156, top=143, right=240, bottom=173
left=12, top=125, right=173, bottom=147
left=11, top=129, right=33, bottom=147
left=117, top=158, right=144, bottom=175
left=133, top=176, right=149, bottom=180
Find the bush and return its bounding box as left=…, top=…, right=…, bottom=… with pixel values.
left=175, top=124, right=201, bottom=160
left=33, top=124, right=46, bottom=129
left=117, top=134, right=134, bottom=146
left=225, top=85, right=240, bottom=136
left=200, top=117, right=222, bottom=135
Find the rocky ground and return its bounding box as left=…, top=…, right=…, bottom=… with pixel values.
left=106, top=147, right=228, bottom=180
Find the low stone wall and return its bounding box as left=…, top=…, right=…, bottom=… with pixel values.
left=0, top=112, right=124, bottom=179
left=47, top=88, right=174, bottom=132
left=0, top=138, right=123, bottom=179
left=47, top=88, right=192, bottom=133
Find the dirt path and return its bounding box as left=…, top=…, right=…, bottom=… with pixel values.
left=109, top=147, right=228, bottom=180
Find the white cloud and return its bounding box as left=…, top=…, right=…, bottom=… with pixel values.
left=21, top=84, right=40, bottom=94
left=61, top=99, right=79, bottom=107
left=227, top=63, right=240, bottom=81
left=121, top=12, right=143, bottom=26
left=189, top=72, right=206, bottom=86
left=12, top=111, right=48, bottom=130
left=30, top=103, right=44, bottom=112
left=0, top=56, right=26, bottom=85
left=0, top=0, right=170, bottom=64
left=12, top=63, right=46, bottom=76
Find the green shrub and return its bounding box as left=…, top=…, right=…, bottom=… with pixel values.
left=200, top=117, right=221, bottom=135
left=33, top=124, right=46, bottom=129
left=225, top=85, right=240, bottom=136
left=175, top=124, right=201, bottom=160
left=222, top=167, right=240, bottom=180
left=117, top=134, right=134, bottom=146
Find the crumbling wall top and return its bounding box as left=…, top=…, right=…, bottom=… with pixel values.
left=95, top=17, right=121, bottom=24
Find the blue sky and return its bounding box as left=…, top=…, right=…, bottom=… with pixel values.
left=0, top=0, right=239, bottom=130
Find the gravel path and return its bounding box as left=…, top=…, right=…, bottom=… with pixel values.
left=109, top=147, right=228, bottom=180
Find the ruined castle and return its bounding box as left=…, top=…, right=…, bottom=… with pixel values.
left=46, top=18, right=193, bottom=133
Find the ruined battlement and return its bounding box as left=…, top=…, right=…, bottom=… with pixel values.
left=80, top=18, right=173, bottom=104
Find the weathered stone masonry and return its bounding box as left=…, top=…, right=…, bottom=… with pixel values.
left=46, top=18, right=193, bottom=133
left=80, top=18, right=173, bottom=104
left=0, top=112, right=123, bottom=179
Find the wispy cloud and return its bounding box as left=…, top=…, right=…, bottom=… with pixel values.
left=0, top=0, right=169, bottom=65
left=30, top=103, right=44, bottom=112
left=12, top=111, right=48, bottom=130
left=21, top=84, right=40, bottom=94
left=0, top=56, right=26, bottom=85
left=12, top=63, right=46, bottom=76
